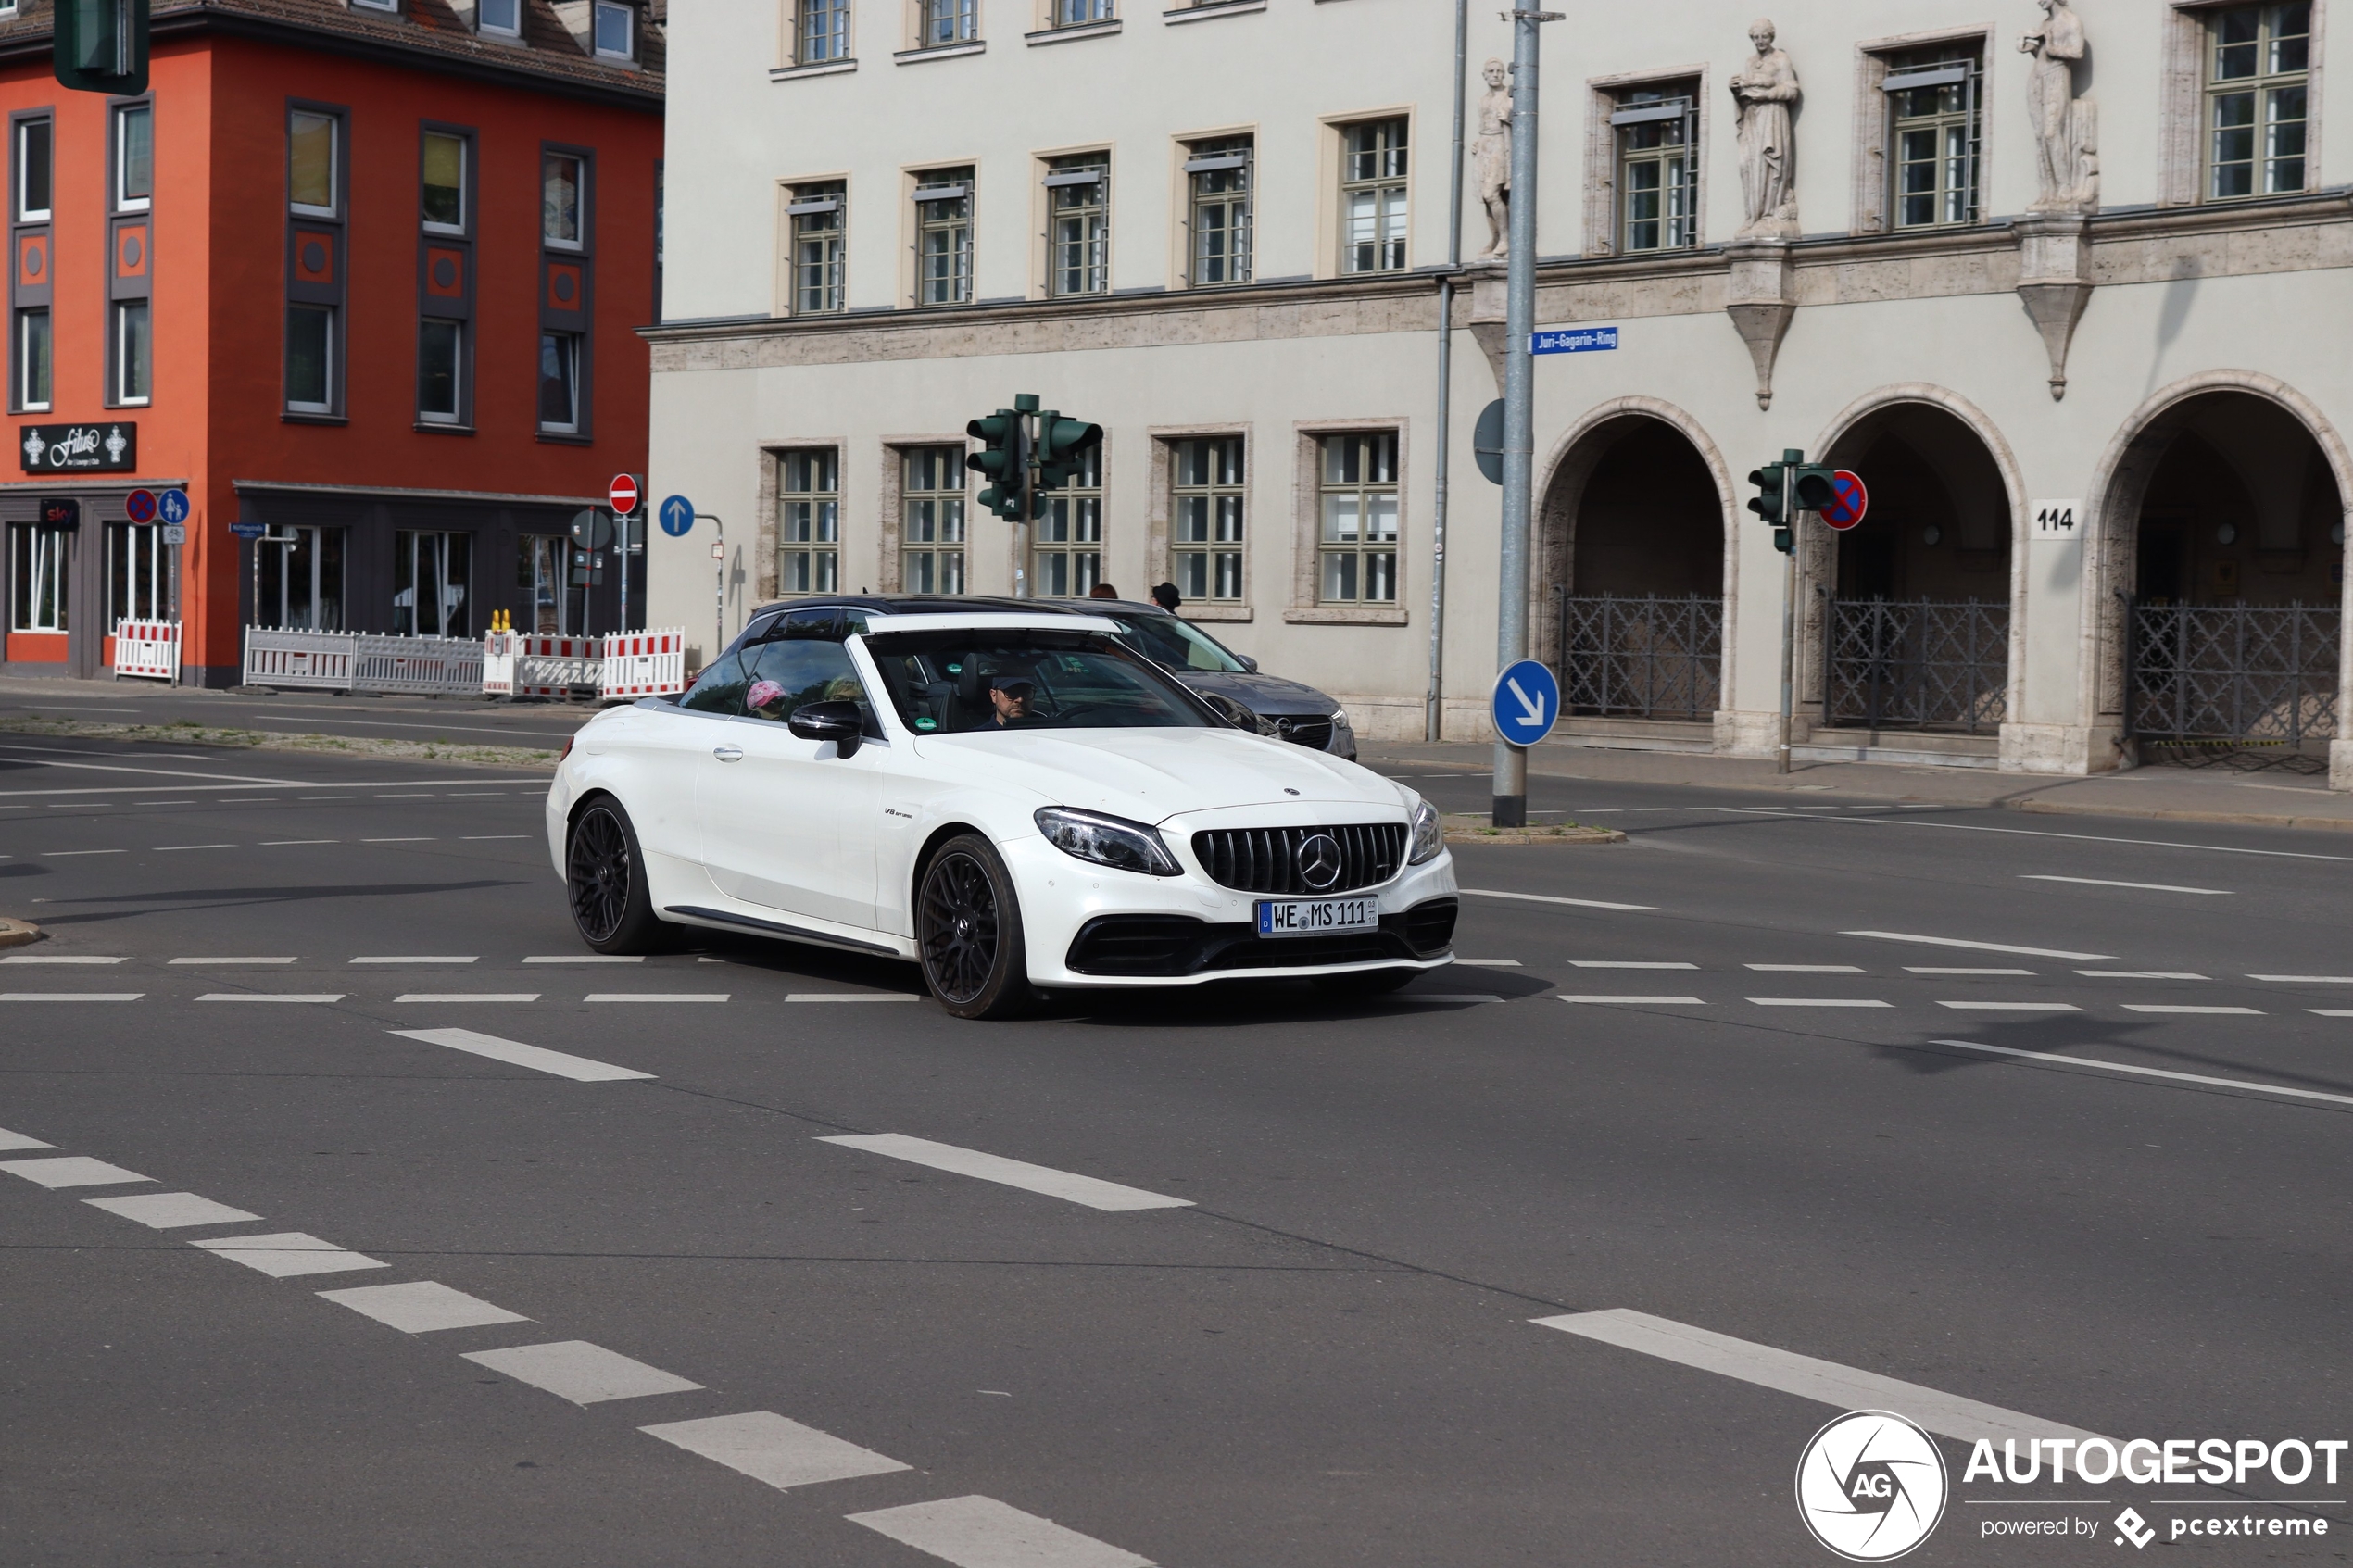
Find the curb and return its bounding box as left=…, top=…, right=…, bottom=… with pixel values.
left=0, top=715, right=560, bottom=771
left=2008, top=798, right=2353, bottom=833
left=0, top=917, right=44, bottom=949
left=1441, top=818, right=1627, bottom=847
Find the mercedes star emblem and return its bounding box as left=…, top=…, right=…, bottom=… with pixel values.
left=1296, top=834, right=1343, bottom=891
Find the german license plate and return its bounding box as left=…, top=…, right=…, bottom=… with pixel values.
left=1256, top=897, right=1380, bottom=937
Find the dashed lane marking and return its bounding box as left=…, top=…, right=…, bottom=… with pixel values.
left=1455, top=959, right=1523, bottom=967
left=197, top=994, right=346, bottom=1003
left=43, top=848, right=123, bottom=857
left=462, top=834, right=532, bottom=840
left=586, top=993, right=730, bottom=1004
left=362, top=837, right=436, bottom=844
left=0, top=954, right=124, bottom=964
left=2250, top=974, right=2353, bottom=984
left=84, top=1192, right=263, bottom=1229
left=1748, top=998, right=1893, bottom=1009
left=261, top=839, right=339, bottom=846
left=0, top=992, right=144, bottom=1001
left=170, top=957, right=296, bottom=965
left=2309, top=1010, right=2353, bottom=1018
left=1531, top=1309, right=2103, bottom=1447
left=1569, top=960, right=1696, bottom=970
left=396, top=993, right=541, bottom=1003
left=190, top=1233, right=386, bottom=1278
left=317, top=1281, right=532, bottom=1334
left=847, top=1495, right=1155, bottom=1568
left=154, top=844, right=235, bottom=851
left=389, top=1026, right=655, bottom=1083
left=1463, top=888, right=1659, bottom=912
left=1906, top=966, right=2034, bottom=976
left=350, top=956, right=479, bottom=964
left=640, top=1411, right=911, bottom=1492
left=1929, top=1037, right=2353, bottom=1107
left=462, top=1341, right=703, bottom=1406
left=786, top=993, right=920, bottom=1003
left=819, top=1133, right=1193, bottom=1213
left=2079, top=971, right=2207, bottom=980
left=0, top=1156, right=149, bottom=1187
left=2022, top=874, right=2233, bottom=896
left=524, top=955, right=644, bottom=964
left=1557, top=995, right=1706, bottom=1006
left=1935, top=1001, right=2082, bottom=1012
left=1749, top=964, right=1865, bottom=972
left=0, top=1128, right=54, bottom=1151
left=133, top=800, right=196, bottom=806
left=2120, top=1005, right=2265, bottom=1015
left=1844, top=930, right=2113, bottom=960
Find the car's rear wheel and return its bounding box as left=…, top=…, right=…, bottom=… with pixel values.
left=1312, top=968, right=1416, bottom=999
left=917, top=834, right=1032, bottom=1020
left=567, top=797, right=665, bottom=954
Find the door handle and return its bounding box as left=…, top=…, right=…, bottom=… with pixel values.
left=712, top=746, right=744, bottom=762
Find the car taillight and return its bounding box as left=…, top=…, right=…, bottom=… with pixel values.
left=559, top=735, right=574, bottom=761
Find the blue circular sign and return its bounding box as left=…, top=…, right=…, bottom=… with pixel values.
left=1491, top=659, right=1560, bottom=748
left=659, top=495, right=696, bottom=537
left=157, top=487, right=191, bottom=525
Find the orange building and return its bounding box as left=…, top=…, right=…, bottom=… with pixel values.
left=0, top=0, right=661, bottom=683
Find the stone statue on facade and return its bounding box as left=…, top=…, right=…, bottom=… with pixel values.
left=2022, top=0, right=2098, bottom=212
left=1730, top=19, right=1800, bottom=239
left=1473, top=57, right=1512, bottom=260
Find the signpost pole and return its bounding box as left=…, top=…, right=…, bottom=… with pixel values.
left=702, top=513, right=727, bottom=660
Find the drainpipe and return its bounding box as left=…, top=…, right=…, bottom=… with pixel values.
left=1424, top=0, right=1469, bottom=743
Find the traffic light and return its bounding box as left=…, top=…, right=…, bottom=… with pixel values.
left=965, top=408, right=1028, bottom=521
left=1747, top=462, right=1786, bottom=533
left=1791, top=464, right=1838, bottom=514
left=1030, top=410, right=1103, bottom=517
left=56, top=0, right=147, bottom=94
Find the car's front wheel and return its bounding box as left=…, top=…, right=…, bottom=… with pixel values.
left=917, top=834, right=1032, bottom=1020
left=567, top=797, right=666, bottom=954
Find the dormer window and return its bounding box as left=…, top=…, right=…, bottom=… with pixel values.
left=478, top=0, right=521, bottom=34
left=593, top=0, right=635, bottom=58
left=351, top=0, right=398, bottom=13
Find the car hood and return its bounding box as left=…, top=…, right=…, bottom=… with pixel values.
left=912, top=727, right=1403, bottom=822
left=1176, top=671, right=1337, bottom=716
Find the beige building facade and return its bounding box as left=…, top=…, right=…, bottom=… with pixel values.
left=648, top=0, right=2353, bottom=785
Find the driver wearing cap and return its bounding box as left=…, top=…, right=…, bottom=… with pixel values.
left=988, top=674, right=1036, bottom=727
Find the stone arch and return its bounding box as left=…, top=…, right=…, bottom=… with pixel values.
left=1533, top=396, right=1741, bottom=709
left=2079, top=371, right=2353, bottom=772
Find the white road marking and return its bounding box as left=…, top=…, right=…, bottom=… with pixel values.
left=1930, top=1037, right=2353, bottom=1107
left=847, top=1496, right=1154, bottom=1568
left=362, top=837, right=435, bottom=844
left=350, top=956, right=479, bottom=965
left=1569, top=960, right=1697, bottom=970
left=134, top=800, right=197, bottom=806
left=818, top=1133, right=1193, bottom=1213
left=1845, top=930, right=2113, bottom=960
left=1748, top=998, right=1892, bottom=1009
left=2309, top=1010, right=2353, bottom=1018
left=2078, top=971, right=2207, bottom=980
left=0, top=1128, right=54, bottom=1150
left=2249, top=974, right=2353, bottom=984
left=1455, top=959, right=1523, bottom=967
left=1906, top=966, right=2034, bottom=976
left=1557, top=995, right=1707, bottom=1006
left=461, top=1340, right=703, bottom=1405
left=1395, top=993, right=1503, bottom=1004
left=1813, top=810, right=2353, bottom=862
left=170, top=957, right=296, bottom=965
left=0, top=954, right=124, bottom=964
left=396, top=993, right=541, bottom=1003
left=523, top=955, right=644, bottom=964
left=389, top=1026, right=654, bottom=1082
left=1531, top=1309, right=2104, bottom=1446
left=84, top=1192, right=262, bottom=1228
left=2120, top=1005, right=2264, bottom=1015
left=260, top=839, right=339, bottom=846
left=462, top=834, right=531, bottom=841
left=190, top=1233, right=386, bottom=1278
left=44, top=848, right=123, bottom=857
left=0, top=1157, right=150, bottom=1187
left=585, top=993, right=729, bottom=1003
left=155, top=843, right=235, bottom=852
left=640, top=1411, right=911, bottom=1491
left=1936, top=1000, right=2082, bottom=1011
left=0, top=992, right=144, bottom=1001
left=1464, top=888, right=1658, bottom=912
left=2022, top=874, right=2232, bottom=896
left=787, top=993, right=920, bottom=1002
left=317, top=1280, right=531, bottom=1334
left=197, top=994, right=346, bottom=1003
left=1748, top=964, right=1864, bottom=972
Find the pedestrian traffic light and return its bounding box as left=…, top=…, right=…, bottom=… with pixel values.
left=1030, top=410, right=1103, bottom=517
left=965, top=408, right=1028, bottom=521
left=1791, top=463, right=1839, bottom=514
left=56, top=0, right=148, bottom=94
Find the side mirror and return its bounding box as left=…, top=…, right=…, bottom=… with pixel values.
left=787, top=700, right=864, bottom=758
left=1239, top=655, right=1259, bottom=673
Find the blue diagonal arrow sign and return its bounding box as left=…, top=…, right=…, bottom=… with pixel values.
left=1491, top=659, right=1560, bottom=747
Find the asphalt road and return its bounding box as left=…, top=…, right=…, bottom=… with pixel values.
left=0, top=678, right=596, bottom=749
left=3, top=733, right=2348, bottom=1566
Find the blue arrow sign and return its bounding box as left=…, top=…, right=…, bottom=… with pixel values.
left=1491, top=659, right=1560, bottom=747
left=659, top=494, right=695, bottom=537
left=157, top=487, right=191, bottom=525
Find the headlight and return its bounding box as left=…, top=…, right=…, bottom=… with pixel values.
left=1035, top=807, right=1182, bottom=877
left=1408, top=797, right=1442, bottom=864
left=1329, top=709, right=1353, bottom=731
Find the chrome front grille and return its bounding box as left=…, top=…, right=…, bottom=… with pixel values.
left=1189, top=822, right=1406, bottom=896
left=1273, top=718, right=1333, bottom=751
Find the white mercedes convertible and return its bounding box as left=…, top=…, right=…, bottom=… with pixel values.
left=547, top=605, right=1458, bottom=1017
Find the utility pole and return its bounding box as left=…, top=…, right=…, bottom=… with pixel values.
left=1424, top=0, right=1469, bottom=743
left=1775, top=456, right=1798, bottom=774
left=1492, top=7, right=1560, bottom=830
left=701, top=514, right=726, bottom=657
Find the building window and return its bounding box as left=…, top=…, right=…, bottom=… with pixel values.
left=920, top=0, right=975, bottom=46
left=418, top=319, right=462, bottom=423
left=1053, top=0, right=1113, bottom=21
left=394, top=530, right=472, bottom=638
left=107, top=521, right=167, bottom=625
left=351, top=0, right=397, bottom=12
left=1184, top=136, right=1252, bottom=286
left=17, top=308, right=50, bottom=410
left=538, top=331, right=581, bottom=433
left=594, top=0, right=635, bottom=58
left=519, top=535, right=591, bottom=633
left=289, top=109, right=337, bottom=215
left=1171, top=436, right=1244, bottom=603
left=799, top=0, right=849, bottom=60
left=544, top=152, right=585, bottom=247
left=1340, top=118, right=1408, bottom=273
left=1317, top=432, right=1398, bottom=604
left=900, top=445, right=966, bottom=593
left=112, top=300, right=150, bottom=405
left=258, top=526, right=346, bottom=631
left=422, top=130, right=466, bottom=232
left=1035, top=445, right=1101, bottom=596
left=1883, top=50, right=1981, bottom=229
left=16, top=116, right=49, bottom=220
left=1612, top=85, right=1698, bottom=251
left=285, top=305, right=333, bottom=413
left=478, top=0, right=521, bottom=32
left=787, top=183, right=845, bottom=313
left=114, top=103, right=152, bottom=212
left=914, top=169, right=973, bottom=306
left=779, top=449, right=840, bottom=594
left=2208, top=3, right=2310, bottom=199
left=1046, top=155, right=1107, bottom=296
left=9, top=524, right=69, bottom=633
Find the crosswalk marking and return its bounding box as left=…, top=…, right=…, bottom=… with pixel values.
left=847, top=1496, right=1154, bottom=1568
left=462, top=1340, right=702, bottom=1405
left=389, top=1026, right=654, bottom=1083
left=0, top=1127, right=54, bottom=1151
left=819, top=1133, right=1192, bottom=1212
left=0, top=1156, right=149, bottom=1188
left=189, top=1232, right=386, bottom=1278
left=640, top=1411, right=911, bottom=1491
left=84, top=1192, right=261, bottom=1229
left=317, top=1280, right=531, bottom=1334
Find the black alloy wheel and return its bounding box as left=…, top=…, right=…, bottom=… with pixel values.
left=916, top=834, right=1032, bottom=1020
left=567, top=799, right=663, bottom=953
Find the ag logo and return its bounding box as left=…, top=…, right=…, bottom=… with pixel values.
left=1794, top=1410, right=1947, bottom=1562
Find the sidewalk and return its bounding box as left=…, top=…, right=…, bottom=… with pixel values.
left=1359, top=740, right=2353, bottom=833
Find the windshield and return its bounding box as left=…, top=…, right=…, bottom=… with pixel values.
left=1105, top=612, right=1248, bottom=673
left=862, top=630, right=1218, bottom=735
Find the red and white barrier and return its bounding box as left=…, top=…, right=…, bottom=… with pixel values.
left=112, top=619, right=182, bottom=682
left=599, top=628, right=687, bottom=698
left=483, top=627, right=687, bottom=701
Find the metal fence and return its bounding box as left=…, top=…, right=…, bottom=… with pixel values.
left=2128, top=601, right=2338, bottom=746
left=1822, top=598, right=2008, bottom=734
left=1556, top=594, right=1723, bottom=721
left=243, top=628, right=480, bottom=696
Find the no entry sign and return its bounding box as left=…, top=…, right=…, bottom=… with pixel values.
left=608, top=473, right=641, bottom=516
left=1820, top=470, right=1869, bottom=531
